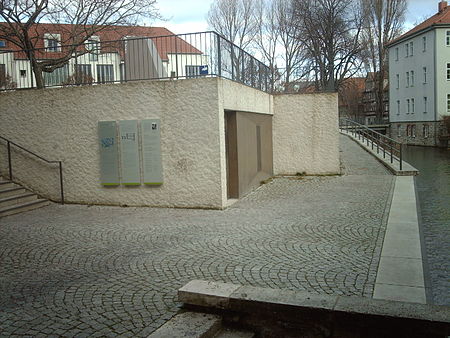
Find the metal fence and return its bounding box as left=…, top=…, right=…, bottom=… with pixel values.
left=0, top=31, right=271, bottom=92
left=339, top=118, right=403, bottom=170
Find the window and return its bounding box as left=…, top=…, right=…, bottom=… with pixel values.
left=411, top=70, right=414, bottom=86
left=423, top=36, right=427, bottom=51
left=406, top=125, right=411, bottom=137
left=75, top=64, right=92, bottom=84
left=424, top=96, right=428, bottom=113
left=423, top=67, right=427, bottom=83
left=395, top=47, right=399, bottom=61
left=85, top=36, right=100, bottom=62
left=447, top=31, right=450, bottom=46
left=397, top=100, right=400, bottom=115
left=411, top=98, right=415, bottom=113
left=412, top=125, right=416, bottom=138
left=97, top=64, right=114, bottom=83
left=20, top=70, right=26, bottom=77
left=407, top=99, right=410, bottom=113
left=410, top=41, right=414, bottom=56
left=44, top=33, right=61, bottom=52
left=43, top=64, right=69, bottom=86
left=405, top=43, right=409, bottom=57
left=423, top=125, right=429, bottom=138
left=448, top=94, right=450, bottom=112
left=406, top=71, right=410, bottom=87
left=397, top=125, right=401, bottom=137
left=447, top=63, right=450, bottom=81
left=396, top=74, right=399, bottom=89
left=0, top=40, right=6, bottom=48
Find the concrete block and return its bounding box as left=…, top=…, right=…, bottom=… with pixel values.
left=148, top=312, right=221, bottom=338
left=381, top=235, right=422, bottom=259
left=373, top=284, right=426, bottom=304
left=178, top=280, right=241, bottom=309
left=376, top=257, right=424, bottom=287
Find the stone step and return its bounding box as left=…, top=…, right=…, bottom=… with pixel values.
left=0, top=181, right=15, bottom=190
left=213, top=328, right=255, bottom=338
left=0, top=192, right=37, bottom=208
left=0, top=186, right=26, bottom=199
left=148, top=312, right=222, bottom=338
left=0, top=199, right=50, bottom=218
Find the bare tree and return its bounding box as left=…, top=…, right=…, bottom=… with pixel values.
left=292, top=0, right=364, bottom=92
left=360, top=0, right=407, bottom=123
left=0, top=0, right=161, bottom=88
left=207, top=0, right=258, bottom=50
left=254, top=0, right=278, bottom=90
left=275, top=0, right=305, bottom=91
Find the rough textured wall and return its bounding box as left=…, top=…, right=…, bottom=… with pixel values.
left=219, top=78, right=273, bottom=115
left=273, top=93, right=340, bottom=175
left=390, top=122, right=439, bottom=147
left=0, top=78, right=226, bottom=209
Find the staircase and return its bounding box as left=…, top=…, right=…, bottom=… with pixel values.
left=0, top=177, right=50, bottom=217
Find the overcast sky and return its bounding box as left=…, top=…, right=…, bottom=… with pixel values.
left=153, top=0, right=443, bottom=34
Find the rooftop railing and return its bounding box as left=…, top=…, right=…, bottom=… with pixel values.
left=0, top=31, right=271, bottom=92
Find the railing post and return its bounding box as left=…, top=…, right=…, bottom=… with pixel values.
left=390, top=145, right=393, bottom=163
left=399, top=144, right=403, bottom=170
left=59, top=161, right=64, bottom=204
left=7, top=141, right=12, bottom=180
left=175, top=36, right=179, bottom=78
left=216, top=34, right=222, bottom=77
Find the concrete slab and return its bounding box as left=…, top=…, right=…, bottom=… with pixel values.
left=178, top=280, right=241, bottom=309
left=381, top=236, right=422, bottom=259
left=374, top=175, right=426, bottom=303
left=373, top=284, right=427, bottom=304
left=229, top=285, right=336, bottom=312
left=147, top=312, right=221, bottom=338
left=376, top=256, right=424, bottom=287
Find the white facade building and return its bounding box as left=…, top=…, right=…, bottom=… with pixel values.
left=388, top=1, right=450, bottom=146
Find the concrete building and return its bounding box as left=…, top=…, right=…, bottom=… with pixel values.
left=387, top=1, right=450, bottom=147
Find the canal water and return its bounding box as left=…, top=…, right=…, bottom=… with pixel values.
left=403, top=146, right=450, bottom=306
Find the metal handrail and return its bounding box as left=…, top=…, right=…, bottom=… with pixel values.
left=0, top=135, right=64, bottom=204
left=339, top=118, right=403, bottom=170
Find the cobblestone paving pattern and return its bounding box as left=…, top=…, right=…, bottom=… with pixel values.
left=0, top=136, right=394, bottom=337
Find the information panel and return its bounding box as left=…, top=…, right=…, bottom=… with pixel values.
left=141, top=119, right=163, bottom=185
left=98, top=121, right=119, bottom=186
left=119, top=120, right=141, bottom=185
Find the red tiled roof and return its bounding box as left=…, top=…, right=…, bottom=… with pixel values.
left=388, top=3, right=450, bottom=46
left=0, top=23, right=202, bottom=60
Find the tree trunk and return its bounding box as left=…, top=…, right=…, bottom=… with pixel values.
left=31, top=58, right=45, bottom=89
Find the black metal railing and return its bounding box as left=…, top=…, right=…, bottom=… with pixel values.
left=0, top=31, right=271, bottom=92
left=0, top=135, right=64, bottom=204
left=339, top=118, right=403, bottom=170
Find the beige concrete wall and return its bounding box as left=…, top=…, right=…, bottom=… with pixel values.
left=0, top=78, right=341, bottom=209
left=273, top=92, right=340, bottom=175
left=0, top=77, right=226, bottom=209
left=219, top=78, right=273, bottom=115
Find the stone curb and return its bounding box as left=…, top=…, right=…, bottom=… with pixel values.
left=179, top=280, right=450, bottom=335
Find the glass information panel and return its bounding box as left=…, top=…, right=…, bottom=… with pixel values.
left=141, top=119, right=163, bottom=185
left=98, top=121, right=119, bottom=185
left=119, top=120, right=141, bottom=185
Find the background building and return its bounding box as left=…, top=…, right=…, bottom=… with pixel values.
left=387, top=1, right=450, bottom=147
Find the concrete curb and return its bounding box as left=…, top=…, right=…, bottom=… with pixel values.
left=178, top=280, right=450, bottom=336
left=340, top=132, right=419, bottom=176
left=374, top=176, right=427, bottom=304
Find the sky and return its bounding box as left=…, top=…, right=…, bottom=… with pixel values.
left=153, top=0, right=443, bottom=35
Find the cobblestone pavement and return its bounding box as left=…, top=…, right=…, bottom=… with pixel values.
left=0, top=136, right=394, bottom=337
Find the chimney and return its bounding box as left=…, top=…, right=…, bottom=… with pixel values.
left=439, top=1, right=448, bottom=13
